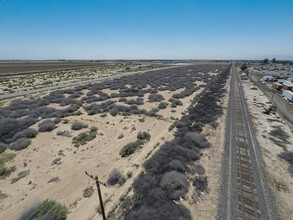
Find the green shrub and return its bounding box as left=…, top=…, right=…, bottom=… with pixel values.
left=110, top=109, right=119, bottom=116
left=72, top=130, right=97, bottom=148
left=127, top=171, right=132, bottom=178
left=158, top=102, right=168, bottom=109
left=168, top=123, right=175, bottom=132
left=0, top=152, right=17, bottom=179
left=0, top=166, right=16, bottom=179
left=63, top=119, right=69, bottom=124
left=72, top=110, right=82, bottom=116
left=118, top=133, right=124, bottom=139
left=174, top=99, right=183, bottom=106
left=37, top=199, right=68, bottom=220
left=137, top=132, right=151, bottom=141
left=88, top=110, right=96, bottom=115
left=138, top=118, right=145, bottom=123
left=120, top=140, right=144, bottom=157
left=90, top=126, right=98, bottom=132
left=83, top=186, right=94, bottom=198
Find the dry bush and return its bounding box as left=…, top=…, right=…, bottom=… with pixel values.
left=269, top=126, right=290, bottom=144
left=160, top=171, right=189, bottom=200
left=107, top=168, right=125, bottom=186
left=10, top=138, right=31, bottom=151
left=148, top=94, right=165, bottom=102
left=71, top=121, right=88, bottom=130
left=9, top=128, right=38, bottom=143
left=48, top=177, right=60, bottom=183
left=0, top=142, right=7, bottom=154
left=279, top=151, right=293, bottom=174
left=194, top=164, right=205, bottom=175
left=18, top=201, right=41, bottom=220
left=38, top=120, right=56, bottom=132
left=83, top=186, right=94, bottom=198
left=193, top=175, right=208, bottom=192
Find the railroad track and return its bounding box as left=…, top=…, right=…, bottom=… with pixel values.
left=217, top=64, right=280, bottom=220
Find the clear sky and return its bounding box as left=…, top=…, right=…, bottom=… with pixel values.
left=0, top=0, right=293, bottom=60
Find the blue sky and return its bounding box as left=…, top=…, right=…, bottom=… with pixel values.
left=0, top=0, right=293, bottom=60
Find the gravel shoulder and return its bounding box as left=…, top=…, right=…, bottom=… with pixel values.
left=241, top=76, right=293, bottom=220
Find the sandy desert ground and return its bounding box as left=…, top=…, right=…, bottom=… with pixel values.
left=0, top=64, right=230, bottom=220
left=241, top=77, right=293, bottom=220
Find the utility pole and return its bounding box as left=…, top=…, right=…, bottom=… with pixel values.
left=271, top=87, right=276, bottom=102
left=85, top=171, right=106, bottom=220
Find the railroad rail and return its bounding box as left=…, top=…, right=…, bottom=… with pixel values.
left=217, top=64, right=280, bottom=220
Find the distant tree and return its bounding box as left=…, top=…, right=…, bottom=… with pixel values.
left=240, top=63, right=248, bottom=71
left=263, top=58, right=269, bottom=64
left=272, top=58, right=277, bottom=63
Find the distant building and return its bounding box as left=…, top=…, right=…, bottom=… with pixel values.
left=262, top=76, right=276, bottom=82
left=282, top=81, right=293, bottom=90
left=282, top=90, right=293, bottom=102
left=272, top=82, right=283, bottom=90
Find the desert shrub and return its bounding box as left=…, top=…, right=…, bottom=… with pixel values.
left=11, top=170, right=30, bottom=184
left=120, top=140, right=144, bottom=157
left=138, top=118, right=145, bottom=123
left=269, top=126, right=290, bottom=144
left=125, top=202, right=192, bottom=220
left=199, top=141, right=211, bottom=149
left=38, top=120, right=56, bottom=132
left=169, top=98, right=183, bottom=107
left=164, top=160, right=186, bottom=173
left=90, top=126, right=98, bottom=132
left=110, top=109, right=119, bottom=116
left=10, top=138, right=31, bottom=151
left=48, top=177, right=60, bottom=183
left=9, top=128, right=38, bottom=142
left=148, top=94, right=164, bottom=102
left=51, top=157, right=61, bottom=165
left=158, top=102, right=168, bottom=109
left=0, top=117, right=38, bottom=144
left=72, top=130, right=97, bottom=147
left=168, top=121, right=176, bottom=131
left=62, top=119, right=69, bottom=124
left=127, top=171, right=132, bottom=178
left=18, top=202, right=41, bottom=220
left=137, top=132, right=151, bottom=141
left=119, top=97, right=127, bottom=102
left=0, top=143, right=7, bottom=154
left=83, top=186, right=94, bottom=198
left=0, top=166, right=16, bottom=179
left=56, top=131, right=72, bottom=137
left=118, top=133, right=124, bottom=139
left=107, top=168, right=126, bottom=186
left=279, top=151, right=293, bottom=174
left=54, top=117, right=62, bottom=124
left=160, top=171, right=189, bottom=200
left=194, top=164, right=205, bottom=175
left=36, top=199, right=68, bottom=220
left=71, top=121, right=88, bottom=130
left=193, top=175, right=208, bottom=192
left=88, top=110, right=96, bottom=115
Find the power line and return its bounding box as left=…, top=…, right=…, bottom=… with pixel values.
left=24, top=179, right=82, bottom=220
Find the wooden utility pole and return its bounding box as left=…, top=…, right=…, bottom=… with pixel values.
left=85, top=171, right=106, bottom=220
left=95, top=175, right=106, bottom=220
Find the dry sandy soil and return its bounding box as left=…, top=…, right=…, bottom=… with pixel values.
left=0, top=72, right=217, bottom=219
left=241, top=78, right=293, bottom=220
